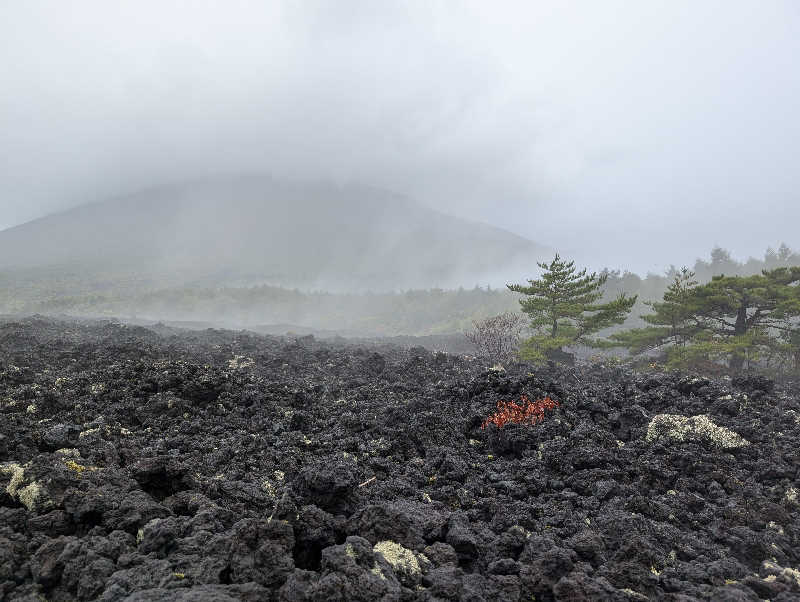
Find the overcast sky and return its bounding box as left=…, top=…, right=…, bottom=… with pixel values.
left=1, top=1, right=798, bottom=275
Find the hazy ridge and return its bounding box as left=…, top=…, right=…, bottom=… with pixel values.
left=0, top=176, right=551, bottom=293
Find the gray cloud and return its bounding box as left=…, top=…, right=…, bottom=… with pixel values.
left=1, top=0, right=798, bottom=275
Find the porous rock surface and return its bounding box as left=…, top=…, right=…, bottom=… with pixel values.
left=1, top=317, right=799, bottom=601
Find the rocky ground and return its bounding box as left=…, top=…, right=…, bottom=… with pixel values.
left=1, top=317, right=799, bottom=601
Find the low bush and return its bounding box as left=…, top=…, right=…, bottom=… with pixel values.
left=481, top=394, right=559, bottom=429
left=464, top=312, right=525, bottom=364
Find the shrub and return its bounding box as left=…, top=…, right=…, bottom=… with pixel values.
left=464, top=312, right=525, bottom=363
left=481, top=395, right=559, bottom=429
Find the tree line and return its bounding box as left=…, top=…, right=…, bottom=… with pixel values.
left=481, top=246, right=800, bottom=377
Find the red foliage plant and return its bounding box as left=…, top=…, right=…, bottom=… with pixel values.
left=481, top=395, right=559, bottom=429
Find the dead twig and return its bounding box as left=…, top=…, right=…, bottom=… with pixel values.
left=465, top=312, right=525, bottom=363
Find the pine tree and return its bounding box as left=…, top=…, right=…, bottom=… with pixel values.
left=690, top=267, right=800, bottom=371
left=783, top=328, right=800, bottom=374
left=614, top=266, right=800, bottom=372
left=508, top=254, right=637, bottom=363
left=610, top=267, right=699, bottom=365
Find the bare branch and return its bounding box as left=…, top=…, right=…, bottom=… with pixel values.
left=464, top=312, right=525, bottom=363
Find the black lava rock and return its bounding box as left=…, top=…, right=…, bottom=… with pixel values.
left=0, top=317, right=798, bottom=601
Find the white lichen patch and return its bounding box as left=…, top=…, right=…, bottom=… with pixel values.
left=785, top=486, right=798, bottom=506
left=759, top=559, right=800, bottom=586
left=767, top=521, right=785, bottom=535
left=2, top=463, right=25, bottom=498
left=227, top=355, right=254, bottom=370
left=79, top=427, right=101, bottom=438
left=374, top=540, right=425, bottom=580
left=26, top=404, right=37, bottom=414
left=508, top=524, right=532, bottom=539
left=55, top=448, right=80, bottom=457
left=18, top=482, right=41, bottom=511
left=262, top=477, right=281, bottom=499
left=645, top=414, right=750, bottom=449
left=1, top=462, right=43, bottom=511
left=90, top=382, right=106, bottom=394
left=763, top=560, right=780, bottom=573
left=668, top=550, right=677, bottom=563
left=620, top=587, right=649, bottom=600
left=783, top=567, right=800, bottom=587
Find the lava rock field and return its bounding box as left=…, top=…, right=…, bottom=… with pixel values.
left=1, top=317, right=799, bottom=601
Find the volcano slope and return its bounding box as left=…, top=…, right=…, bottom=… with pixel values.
left=1, top=318, right=799, bottom=601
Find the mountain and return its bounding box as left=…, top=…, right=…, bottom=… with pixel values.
left=0, top=176, right=551, bottom=292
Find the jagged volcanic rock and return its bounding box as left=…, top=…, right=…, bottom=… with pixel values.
left=1, top=317, right=799, bottom=601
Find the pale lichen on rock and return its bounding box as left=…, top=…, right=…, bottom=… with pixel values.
left=1, top=461, right=45, bottom=511
left=374, top=540, right=424, bottom=578
left=645, top=413, right=750, bottom=449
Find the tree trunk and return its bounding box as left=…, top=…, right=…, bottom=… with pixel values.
left=729, top=301, right=748, bottom=372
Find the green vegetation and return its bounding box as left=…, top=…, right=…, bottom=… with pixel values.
left=609, top=267, right=700, bottom=366
left=612, top=266, right=800, bottom=375
left=1, top=243, right=799, bottom=378
left=508, top=255, right=637, bottom=363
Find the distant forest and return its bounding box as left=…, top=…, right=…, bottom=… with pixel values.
left=2, top=244, right=798, bottom=336
left=599, top=243, right=800, bottom=329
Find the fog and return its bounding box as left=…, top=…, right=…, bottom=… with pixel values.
left=1, top=1, right=799, bottom=276
left=0, top=176, right=551, bottom=294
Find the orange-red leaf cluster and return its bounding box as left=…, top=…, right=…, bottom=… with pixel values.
left=480, top=394, right=559, bottom=429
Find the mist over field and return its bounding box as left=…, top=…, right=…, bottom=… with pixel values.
left=0, top=0, right=798, bottom=335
